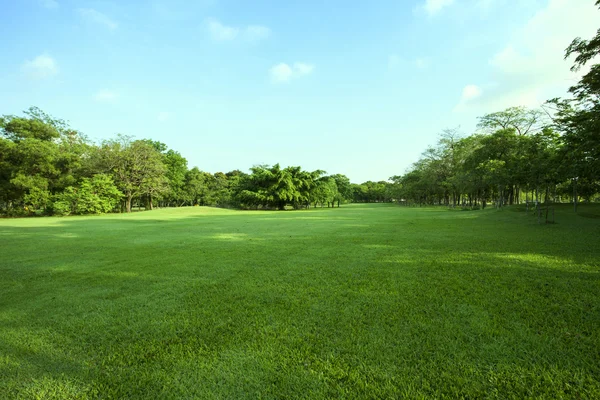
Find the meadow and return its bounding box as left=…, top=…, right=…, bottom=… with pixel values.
left=0, top=203, right=599, bottom=399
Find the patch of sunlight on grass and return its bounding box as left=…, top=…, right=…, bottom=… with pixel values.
left=210, top=233, right=249, bottom=241
left=96, top=270, right=140, bottom=278
left=363, top=244, right=395, bottom=249
left=22, top=376, right=91, bottom=399
left=54, top=232, right=79, bottom=238
left=493, top=253, right=598, bottom=272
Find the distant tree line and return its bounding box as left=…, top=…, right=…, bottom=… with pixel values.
left=390, top=11, right=600, bottom=209
left=1, top=112, right=389, bottom=216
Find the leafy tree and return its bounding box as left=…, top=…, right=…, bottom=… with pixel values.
left=50, top=174, right=122, bottom=216
left=330, top=174, right=351, bottom=207
left=184, top=167, right=207, bottom=206
left=0, top=109, right=84, bottom=213
left=163, top=149, right=188, bottom=206
left=547, top=1, right=600, bottom=209
left=92, top=135, right=167, bottom=212
left=477, top=106, right=546, bottom=136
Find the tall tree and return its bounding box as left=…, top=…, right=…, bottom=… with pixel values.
left=478, top=106, right=546, bottom=136
left=93, top=136, right=167, bottom=213
left=548, top=1, right=600, bottom=209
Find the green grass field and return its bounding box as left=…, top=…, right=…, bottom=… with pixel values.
left=1, top=204, right=599, bottom=399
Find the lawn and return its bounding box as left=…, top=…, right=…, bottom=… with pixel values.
left=0, top=203, right=599, bottom=399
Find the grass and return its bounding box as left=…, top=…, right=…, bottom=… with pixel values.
left=0, top=203, right=599, bottom=399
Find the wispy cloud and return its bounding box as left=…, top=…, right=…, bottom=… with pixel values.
left=270, top=62, right=315, bottom=84
left=22, top=54, right=58, bottom=79
left=78, top=8, right=118, bottom=31
left=40, top=0, right=59, bottom=9
left=245, top=25, right=271, bottom=42
left=270, top=63, right=293, bottom=83
left=455, top=0, right=599, bottom=112
left=454, top=84, right=483, bottom=111
left=94, top=89, right=118, bottom=102
left=206, top=18, right=271, bottom=42
left=206, top=18, right=239, bottom=40
left=419, top=0, right=455, bottom=16
left=294, top=63, right=314, bottom=76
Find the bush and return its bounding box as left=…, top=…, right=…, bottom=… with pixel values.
left=49, top=175, right=123, bottom=216
left=76, top=175, right=122, bottom=214
left=51, top=200, right=73, bottom=216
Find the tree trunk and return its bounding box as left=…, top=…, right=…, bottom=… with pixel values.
left=126, top=195, right=133, bottom=213
left=149, top=195, right=153, bottom=210
left=573, top=179, right=578, bottom=213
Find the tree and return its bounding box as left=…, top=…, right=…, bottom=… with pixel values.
left=0, top=109, right=85, bottom=214
left=547, top=1, right=600, bottom=209
left=93, top=136, right=167, bottom=213
left=477, top=106, right=546, bottom=136
left=52, top=174, right=123, bottom=215
left=184, top=167, right=206, bottom=206
left=330, top=174, right=351, bottom=207
left=163, top=149, right=188, bottom=206
left=235, top=164, right=323, bottom=210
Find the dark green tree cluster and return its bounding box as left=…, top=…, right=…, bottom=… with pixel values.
left=0, top=114, right=355, bottom=215
left=392, top=122, right=568, bottom=207
left=349, top=181, right=396, bottom=203
left=235, top=165, right=357, bottom=210
left=393, top=7, right=600, bottom=208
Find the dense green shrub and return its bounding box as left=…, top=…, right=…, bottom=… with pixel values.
left=50, top=175, right=122, bottom=216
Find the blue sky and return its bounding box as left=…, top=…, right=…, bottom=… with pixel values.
left=1, top=0, right=598, bottom=182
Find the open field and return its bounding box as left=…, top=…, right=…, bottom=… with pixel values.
left=1, top=204, right=599, bottom=399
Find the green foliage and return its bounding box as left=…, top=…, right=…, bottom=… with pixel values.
left=0, top=108, right=89, bottom=214
left=91, top=136, right=167, bottom=212
left=477, top=106, right=546, bottom=135
left=50, top=175, right=122, bottom=215
left=544, top=4, right=600, bottom=197
left=76, top=174, right=123, bottom=214
left=51, top=187, right=77, bottom=216
left=236, top=164, right=328, bottom=210
left=23, top=186, right=51, bottom=212
left=184, top=167, right=207, bottom=206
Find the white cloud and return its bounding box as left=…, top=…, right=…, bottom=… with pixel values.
left=455, top=0, right=600, bottom=112
left=40, top=0, right=59, bottom=9
left=294, top=63, right=314, bottom=76
left=270, top=62, right=315, bottom=84
left=245, top=25, right=271, bottom=42
left=22, top=54, right=58, bottom=79
left=206, top=18, right=239, bottom=41
left=454, top=84, right=483, bottom=111
left=270, top=63, right=293, bottom=83
left=422, top=0, right=455, bottom=16
left=206, top=19, right=272, bottom=42
left=462, top=84, right=483, bottom=101
left=78, top=8, right=118, bottom=31
left=157, top=112, right=172, bottom=122
left=94, top=89, right=118, bottom=102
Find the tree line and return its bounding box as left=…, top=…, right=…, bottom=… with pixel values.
left=0, top=112, right=398, bottom=216
left=391, top=8, right=600, bottom=209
